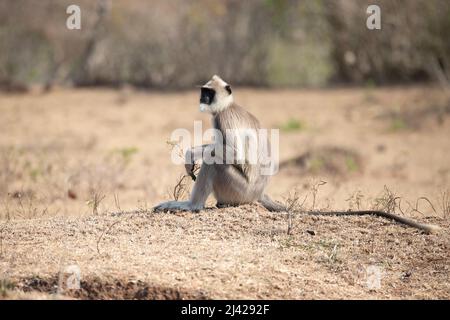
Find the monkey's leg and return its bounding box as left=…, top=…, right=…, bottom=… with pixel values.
left=213, top=164, right=265, bottom=206
left=153, top=163, right=215, bottom=213
left=152, top=200, right=191, bottom=213
left=188, top=162, right=215, bottom=211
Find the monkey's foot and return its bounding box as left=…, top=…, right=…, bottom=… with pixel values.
left=216, top=202, right=240, bottom=209
left=153, top=200, right=202, bottom=213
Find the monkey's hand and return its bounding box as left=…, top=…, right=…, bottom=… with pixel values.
left=184, top=149, right=197, bottom=181
left=185, top=163, right=196, bottom=181
left=153, top=200, right=203, bottom=213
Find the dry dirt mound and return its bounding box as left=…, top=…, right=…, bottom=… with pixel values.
left=1, top=207, right=449, bottom=299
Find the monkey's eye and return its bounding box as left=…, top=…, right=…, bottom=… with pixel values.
left=200, top=87, right=215, bottom=105
left=225, top=85, right=232, bottom=95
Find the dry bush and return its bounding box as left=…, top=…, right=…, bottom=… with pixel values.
left=283, top=179, right=329, bottom=234
left=0, top=138, right=136, bottom=220
left=0, top=146, right=54, bottom=219
left=371, top=185, right=400, bottom=213
left=284, top=188, right=308, bottom=235
left=377, top=98, right=450, bottom=131
left=3, top=0, right=447, bottom=89
left=345, top=190, right=365, bottom=211
left=87, top=189, right=105, bottom=216
left=326, top=0, right=450, bottom=85
left=9, top=190, right=50, bottom=220
left=369, top=186, right=447, bottom=219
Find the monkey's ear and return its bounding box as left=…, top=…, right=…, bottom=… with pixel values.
left=225, top=85, right=232, bottom=95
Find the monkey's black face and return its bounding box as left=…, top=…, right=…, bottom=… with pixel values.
left=200, top=87, right=216, bottom=105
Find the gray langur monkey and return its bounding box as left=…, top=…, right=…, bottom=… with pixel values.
left=153, top=75, right=440, bottom=234
left=153, top=75, right=283, bottom=213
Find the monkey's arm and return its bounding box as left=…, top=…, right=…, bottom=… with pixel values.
left=185, top=144, right=214, bottom=179
left=185, top=144, right=211, bottom=162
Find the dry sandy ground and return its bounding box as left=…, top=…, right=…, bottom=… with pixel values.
left=0, top=86, right=449, bottom=299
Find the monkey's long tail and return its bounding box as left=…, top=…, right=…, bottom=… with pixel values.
left=258, top=194, right=286, bottom=212
left=258, top=195, right=441, bottom=234
left=305, top=210, right=441, bottom=234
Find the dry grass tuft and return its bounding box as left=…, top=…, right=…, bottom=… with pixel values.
left=439, top=190, right=450, bottom=218
left=284, top=188, right=308, bottom=235
left=87, top=189, right=106, bottom=216
left=372, top=186, right=400, bottom=214
left=345, top=190, right=364, bottom=211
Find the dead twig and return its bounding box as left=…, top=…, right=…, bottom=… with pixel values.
left=0, top=224, right=6, bottom=257
left=408, top=196, right=438, bottom=216
left=96, top=220, right=121, bottom=255
left=172, top=163, right=200, bottom=201
left=345, top=190, right=364, bottom=210
left=113, top=193, right=121, bottom=211
left=311, top=180, right=327, bottom=210
left=166, top=140, right=200, bottom=201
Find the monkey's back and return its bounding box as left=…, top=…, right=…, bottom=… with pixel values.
left=213, top=103, right=261, bottom=131
left=213, top=103, right=268, bottom=185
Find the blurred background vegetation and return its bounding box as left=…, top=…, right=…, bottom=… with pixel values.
left=0, top=0, right=449, bottom=91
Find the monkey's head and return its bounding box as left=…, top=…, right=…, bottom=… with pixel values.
left=199, top=75, right=233, bottom=114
